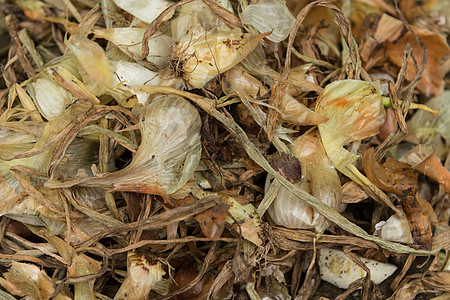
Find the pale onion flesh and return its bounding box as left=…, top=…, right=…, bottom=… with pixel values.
left=376, top=213, right=414, bottom=244
left=110, top=60, right=159, bottom=104
left=319, top=248, right=397, bottom=289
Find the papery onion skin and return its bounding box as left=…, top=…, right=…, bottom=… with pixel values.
left=174, top=27, right=267, bottom=89
left=93, top=28, right=173, bottom=67
left=267, top=129, right=342, bottom=232
left=316, top=80, right=385, bottom=147
left=45, top=95, right=202, bottom=194
left=115, top=251, right=165, bottom=300
left=314, top=80, right=398, bottom=213
left=240, top=0, right=295, bottom=43
left=171, top=0, right=234, bottom=41
left=111, top=0, right=174, bottom=24
left=66, top=37, right=114, bottom=96
left=27, top=77, right=74, bottom=120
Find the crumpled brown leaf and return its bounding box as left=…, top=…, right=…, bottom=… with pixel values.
left=363, top=147, right=432, bottom=250
left=386, top=27, right=450, bottom=96
left=269, top=152, right=302, bottom=183
left=196, top=202, right=229, bottom=240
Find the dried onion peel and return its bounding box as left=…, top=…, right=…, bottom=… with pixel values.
left=267, top=129, right=342, bottom=232
left=46, top=95, right=202, bottom=194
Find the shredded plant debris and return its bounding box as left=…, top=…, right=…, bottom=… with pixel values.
left=0, top=0, right=449, bottom=299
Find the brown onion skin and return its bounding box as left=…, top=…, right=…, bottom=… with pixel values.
left=377, top=108, right=397, bottom=142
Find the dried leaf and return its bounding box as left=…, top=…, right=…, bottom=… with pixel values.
left=386, top=27, right=450, bottom=96
left=269, top=152, right=302, bottom=183
left=196, top=202, right=229, bottom=240
left=362, top=148, right=432, bottom=250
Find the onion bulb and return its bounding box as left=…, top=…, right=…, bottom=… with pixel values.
left=267, top=129, right=342, bottom=232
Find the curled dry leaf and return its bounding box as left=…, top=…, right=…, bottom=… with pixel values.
left=402, top=145, right=450, bottom=194
left=362, top=147, right=432, bottom=250
left=269, top=152, right=302, bottom=184
left=220, top=193, right=264, bottom=246
left=196, top=202, right=229, bottom=240
left=341, top=181, right=369, bottom=204
left=385, top=27, right=450, bottom=96
left=173, top=267, right=214, bottom=300
left=359, top=13, right=403, bottom=63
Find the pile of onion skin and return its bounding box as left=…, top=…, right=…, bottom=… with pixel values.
left=0, top=0, right=448, bottom=299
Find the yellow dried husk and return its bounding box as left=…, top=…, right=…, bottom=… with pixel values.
left=66, top=36, right=114, bottom=96
left=115, top=251, right=165, bottom=300
left=173, top=26, right=268, bottom=89
left=315, top=80, right=397, bottom=212
left=0, top=101, right=96, bottom=191
left=0, top=262, right=70, bottom=300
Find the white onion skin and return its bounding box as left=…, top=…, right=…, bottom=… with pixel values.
left=267, top=129, right=342, bottom=232
left=240, top=0, right=295, bottom=42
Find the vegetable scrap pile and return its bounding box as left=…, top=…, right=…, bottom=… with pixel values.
left=0, top=0, right=449, bottom=299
